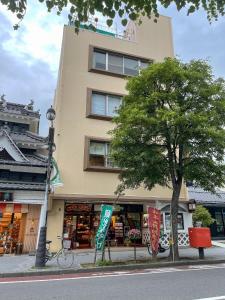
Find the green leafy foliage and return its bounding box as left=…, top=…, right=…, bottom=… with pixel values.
left=110, top=58, right=225, bottom=194
left=192, top=205, right=214, bottom=227
left=109, top=58, right=225, bottom=259
left=1, top=0, right=225, bottom=30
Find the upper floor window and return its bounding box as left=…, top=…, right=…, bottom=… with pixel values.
left=84, top=137, right=119, bottom=172
left=93, top=51, right=106, bottom=70
left=89, top=141, right=115, bottom=168
left=91, top=92, right=122, bottom=118
left=92, top=48, right=151, bottom=77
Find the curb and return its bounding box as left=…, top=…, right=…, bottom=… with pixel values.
left=1, top=259, right=225, bottom=278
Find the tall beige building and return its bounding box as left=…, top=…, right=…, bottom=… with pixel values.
left=48, top=16, right=191, bottom=251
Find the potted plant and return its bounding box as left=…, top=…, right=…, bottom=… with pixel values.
left=128, top=229, right=141, bottom=262
left=192, top=205, right=214, bottom=227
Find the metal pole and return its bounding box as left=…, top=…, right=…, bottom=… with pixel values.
left=35, top=125, right=54, bottom=268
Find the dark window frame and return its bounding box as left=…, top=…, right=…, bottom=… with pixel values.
left=89, top=46, right=153, bottom=78
left=84, top=136, right=120, bottom=173
left=165, top=212, right=184, bottom=231
left=86, top=88, right=124, bottom=121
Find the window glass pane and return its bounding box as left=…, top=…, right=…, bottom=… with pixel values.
left=177, top=214, right=184, bottom=230
left=91, top=93, right=106, bottom=115
left=124, top=57, right=139, bottom=76
left=89, top=142, right=105, bottom=155
left=93, top=51, right=106, bottom=70
left=107, top=96, right=121, bottom=116
left=89, top=155, right=105, bottom=167
left=165, top=213, right=184, bottom=230
left=108, top=54, right=123, bottom=74
left=140, top=61, right=149, bottom=70
left=165, top=213, right=170, bottom=230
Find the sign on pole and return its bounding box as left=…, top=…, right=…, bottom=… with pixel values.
left=148, top=207, right=161, bottom=255
left=95, top=204, right=113, bottom=251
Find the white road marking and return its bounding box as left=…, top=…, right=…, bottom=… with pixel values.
left=193, top=296, right=225, bottom=300
left=0, top=264, right=225, bottom=285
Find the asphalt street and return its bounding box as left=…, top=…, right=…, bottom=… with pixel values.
left=1, top=264, right=225, bottom=300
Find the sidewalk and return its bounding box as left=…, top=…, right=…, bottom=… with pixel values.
left=0, top=246, right=225, bottom=277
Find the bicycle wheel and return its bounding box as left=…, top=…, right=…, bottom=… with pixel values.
left=57, top=250, right=74, bottom=268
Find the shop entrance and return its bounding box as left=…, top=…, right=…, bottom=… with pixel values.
left=0, top=212, right=22, bottom=254
left=63, top=202, right=143, bottom=249
left=108, top=204, right=143, bottom=246
left=63, top=203, right=93, bottom=249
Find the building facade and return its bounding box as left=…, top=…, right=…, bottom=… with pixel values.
left=49, top=17, right=191, bottom=251
left=0, top=96, right=47, bottom=254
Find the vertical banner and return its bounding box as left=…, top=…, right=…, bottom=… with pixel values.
left=148, top=207, right=161, bottom=255
left=50, top=158, right=63, bottom=187
left=95, top=204, right=113, bottom=251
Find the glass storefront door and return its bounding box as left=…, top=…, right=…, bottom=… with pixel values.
left=209, top=207, right=225, bottom=238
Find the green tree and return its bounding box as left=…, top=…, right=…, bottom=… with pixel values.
left=192, top=205, right=214, bottom=227
left=110, top=58, right=225, bottom=260
left=1, top=0, right=225, bottom=30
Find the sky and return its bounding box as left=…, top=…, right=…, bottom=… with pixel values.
left=0, top=1, right=224, bottom=135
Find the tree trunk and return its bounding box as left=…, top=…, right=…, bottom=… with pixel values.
left=169, top=181, right=182, bottom=261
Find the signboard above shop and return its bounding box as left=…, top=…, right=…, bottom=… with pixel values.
left=0, top=192, right=13, bottom=202
left=65, top=203, right=92, bottom=213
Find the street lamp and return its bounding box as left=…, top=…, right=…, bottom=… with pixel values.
left=35, top=106, right=56, bottom=267
left=188, top=199, right=196, bottom=213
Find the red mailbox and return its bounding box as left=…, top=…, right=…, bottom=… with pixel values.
left=188, top=227, right=212, bottom=248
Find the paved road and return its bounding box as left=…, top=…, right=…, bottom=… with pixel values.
left=1, top=264, right=225, bottom=300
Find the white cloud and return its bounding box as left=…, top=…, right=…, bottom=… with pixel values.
left=1, top=0, right=66, bottom=73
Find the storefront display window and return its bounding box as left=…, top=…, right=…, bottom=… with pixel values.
left=63, top=202, right=144, bottom=248
left=0, top=212, right=22, bottom=254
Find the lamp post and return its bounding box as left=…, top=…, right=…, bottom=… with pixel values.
left=188, top=199, right=197, bottom=213
left=35, top=106, right=56, bottom=268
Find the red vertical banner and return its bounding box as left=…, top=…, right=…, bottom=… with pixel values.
left=148, top=207, right=161, bottom=255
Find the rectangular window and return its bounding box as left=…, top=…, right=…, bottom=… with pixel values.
left=91, top=93, right=106, bottom=115
left=124, top=57, right=139, bottom=76
left=89, top=141, right=116, bottom=169
left=108, top=54, right=123, bottom=74
left=107, top=95, right=121, bottom=117
left=93, top=51, right=106, bottom=70
left=91, top=92, right=122, bottom=118
left=165, top=213, right=184, bottom=230
left=92, top=48, right=151, bottom=76
left=140, top=61, right=149, bottom=70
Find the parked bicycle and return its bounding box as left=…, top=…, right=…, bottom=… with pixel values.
left=45, top=237, right=79, bottom=269
left=146, top=234, right=170, bottom=255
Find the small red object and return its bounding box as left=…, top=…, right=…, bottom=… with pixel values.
left=188, top=227, right=212, bottom=248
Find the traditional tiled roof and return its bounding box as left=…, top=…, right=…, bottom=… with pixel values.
left=188, top=187, right=225, bottom=204
left=0, top=96, right=40, bottom=118
left=0, top=129, right=47, bottom=168
left=0, top=154, right=47, bottom=167
left=0, top=129, right=28, bottom=162
left=0, top=181, right=45, bottom=191
left=10, top=131, right=46, bottom=146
